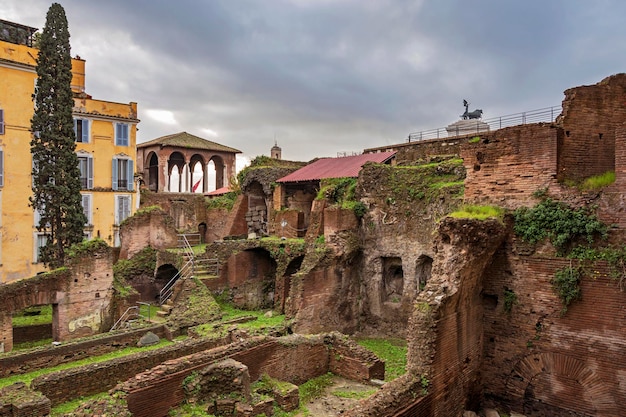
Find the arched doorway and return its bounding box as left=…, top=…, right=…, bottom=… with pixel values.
left=146, top=152, right=159, bottom=191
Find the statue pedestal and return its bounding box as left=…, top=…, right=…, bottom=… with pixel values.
left=446, top=119, right=489, bottom=137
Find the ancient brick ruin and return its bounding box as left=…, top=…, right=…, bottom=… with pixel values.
left=1, top=74, right=625, bottom=416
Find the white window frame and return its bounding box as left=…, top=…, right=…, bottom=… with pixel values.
left=33, top=232, right=47, bottom=263
left=81, top=193, right=93, bottom=226
left=77, top=152, right=94, bottom=189
left=115, top=123, right=129, bottom=146
left=112, top=157, right=134, bottom=191
left=34, top=206, right=49, bottom=228
left=74, top=118, right=90, bottom=143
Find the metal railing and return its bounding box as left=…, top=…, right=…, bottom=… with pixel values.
left=407, top=106, right=561, bottom=142
left=110, top=306, right=140, bottom=331
left=159, top=258, right=193, bottom=305
left=195, top=257, right=220, bottom=276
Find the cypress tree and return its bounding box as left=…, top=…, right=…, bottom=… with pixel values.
left=30, top=3, right=86, bottom=268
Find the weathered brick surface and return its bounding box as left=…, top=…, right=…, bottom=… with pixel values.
left=461, top=124, right=560, bottom=209
left=119, top=208, right=178, bottom=259
left=0, top=325, right=168, bottom=378
left=12, top=324, right=52, bottom=345
left=120, top=334, right=379, bottom=417
left=31, top=334, right=232, bottom=406
left=482, top=249, right=624, bottom=416
left=557, top=73, right=626, bottom=182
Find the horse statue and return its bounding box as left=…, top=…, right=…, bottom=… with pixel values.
left=461, top=99, right=483, bottom=119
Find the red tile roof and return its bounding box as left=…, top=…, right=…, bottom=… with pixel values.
left=277, top=152, right=396, bottom=183
left=206, top=186, right=231, bottom=196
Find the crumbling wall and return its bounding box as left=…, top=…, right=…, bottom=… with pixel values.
left=461, top=124, right=561, bottom=209
left=118, top=334, right=383, bottom=417
left=345, top=218, right=507, bottom=417
left=0, top=245, right=114, bottom=352
left=481, top=245, right=624, bottom=416
left=557, top=73, right=626, bottom=182
left=355, top=162, right=463, bottom=336
left=119, top=207, right=178, bottom=259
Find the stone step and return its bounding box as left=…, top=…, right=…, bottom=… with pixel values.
left=156, top=310, right=169, bottom=318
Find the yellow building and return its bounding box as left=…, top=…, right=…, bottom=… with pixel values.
left=0, top=19, right=139, bottom=283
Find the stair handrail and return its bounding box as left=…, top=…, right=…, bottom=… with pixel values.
left=110, top=306, right=140, bottom=331
left=159, top=258, right=193, bottom=305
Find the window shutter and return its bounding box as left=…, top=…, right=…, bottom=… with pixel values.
left=87, top=156, right=93, bottom=189
left=1, top=109, right=5, bottom=135
left=112, top=158, right=118, bottom=190
left=82, top=194, right=91, bottom=225
left=128, top=160, right=134, bottom=191
left=82, top=120, right=89, bottom=143
left=0, top=149, right=3, bottom=186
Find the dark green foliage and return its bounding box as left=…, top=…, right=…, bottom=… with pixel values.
left=551, top=265, right=582, bottom=315
left=30, top=3, right=86, bottom=268
left=513, top=198, right=607, bottom=255
left=503, top=288, right=518, bottom=314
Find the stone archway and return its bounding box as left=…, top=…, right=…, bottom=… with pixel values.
left=415, top=255, right=433, bottom=291
left=505, top=352, right=616, bottom=416
left=146, top=152, right=159, bottom=192
left=167, top=152, right=186, bottom=192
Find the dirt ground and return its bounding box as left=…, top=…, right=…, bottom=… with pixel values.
left=294, top=375, right=380, bottom=417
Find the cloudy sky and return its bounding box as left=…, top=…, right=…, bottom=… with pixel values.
left=4, top=1, right=626, bottom=166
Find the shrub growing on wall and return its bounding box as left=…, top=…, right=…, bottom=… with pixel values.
left=513, top=198, right=607, bottom=255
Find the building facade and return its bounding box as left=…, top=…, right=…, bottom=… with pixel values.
left=0, top=19, right=139, bottom=283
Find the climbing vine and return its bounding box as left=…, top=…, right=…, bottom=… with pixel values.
left=551, top=264, right=582, bottom=315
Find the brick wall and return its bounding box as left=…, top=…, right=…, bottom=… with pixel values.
left=0, top=325, right=168, bottom=378
left=31, top=334, right=232, bottom=406
left=12, top=324, right=52, bottom=345
left=121, top=334, right=382, bottom=417
left=461, top=124, right=560, bottom=209
left=482, top=248, right=625, bottom=416
left=557, top=73, right=626, bottom=182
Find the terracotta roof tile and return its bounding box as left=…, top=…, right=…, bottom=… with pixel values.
left=277, top=152, right=395, bottom=183
left=137, top=131, right=241, bottom=153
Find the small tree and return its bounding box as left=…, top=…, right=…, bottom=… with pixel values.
left=30, top=3, right=86, bottom=268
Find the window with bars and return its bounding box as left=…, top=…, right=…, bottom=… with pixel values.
left=112, top=157, right=134, bottom=191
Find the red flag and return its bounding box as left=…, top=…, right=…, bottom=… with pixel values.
left=192, top=178, right=202, bottom=192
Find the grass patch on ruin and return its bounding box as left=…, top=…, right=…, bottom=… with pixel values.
left=205, top=191, right=239, bottom=211
left=50, top=392, right=110, bottom=416
left=356, top=338, right=407, bottom=381
left=449, top=205, right=504, bottom=222
left=332, top=388, right=378, bottom=399
left=12, top=305, right=53, bottom=327
left=0, top=339, right=173, bottom=390
left=580, top=171, right=615, bottom=191
left=12, top=338, right=54, bottom=351
left=299, top=372, right=335, bottom=405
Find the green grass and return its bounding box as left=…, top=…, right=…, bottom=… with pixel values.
left=356, top=338, right=407, bottom=381
left=581, top=171, right=615, bottom=190
left=299, top=372, right=335, bottom=405
left=0, top=339, right=173, bottom=389
left=50, top=392, right=110, bottom=416
left=449, top=204, right=504, bottom=222
left=333, top=388, right=378, bottom=399
left=192, top=299, right=287, bottom=337
left=12, top=305, right=53, bottom=327
left=12, top=338, right=54, bottom=351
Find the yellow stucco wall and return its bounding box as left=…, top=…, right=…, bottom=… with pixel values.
left=0, top=39, right=138, bottom=283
